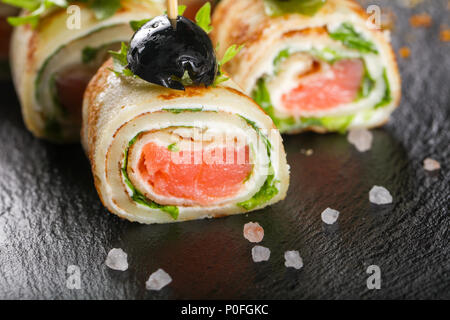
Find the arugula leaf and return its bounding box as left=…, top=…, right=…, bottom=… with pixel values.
left=90, top=0, right=120, bottom=20
left=374, top=68, right=392, bottom=109
left=263, top=0, right=327, bottom=17
left=108, top=42, right=136, bottom=77
left=329, top=23, right=378, bottom=54
left=213, top=44, right=244, bottom=86
left=6, top=0, right=51, bottom=28
left=357, top=62, right=375, bottom=100
left=81, top=46, right=98, bottom=64
left=2, top=0, right=43, bottom=11
left=236, top=117, right=279, bottom=210
left=130, top=18, right=150, bottom=32
left=122, top=132, right=179, bottom=220
left=309, top=47, right=347, bottom=64
left=178, top=4, right=187, bottom=16
left=171, top=70, right=195, bottom=87
left=239, top=115, right=272, bottom=157
left=238, top=171, right=278, bottom=210
left=167, top=143, right=179, bottom=152
left=195, top=1, right=212, bottom=33
left=273, top=48, right=291, bottom=74
left=220, top=44, right=244, bottom=65
left=319, top=115, right=354, bottom=133
left=163, top=107, right=203, bottom=114
left=213, top=74, right=229, bottom=85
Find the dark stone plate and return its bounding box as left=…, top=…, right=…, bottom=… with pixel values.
left=0, top=0, right=448, bottom=299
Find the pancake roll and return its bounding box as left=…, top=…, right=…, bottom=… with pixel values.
left=211, top=0, right=401, bottom=133
left=10, top=0, right=163, bottom=142
left=82, top=59, right=289, bottom=224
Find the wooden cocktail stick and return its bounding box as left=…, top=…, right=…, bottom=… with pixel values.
left=167, top=0, right=178, bottom=20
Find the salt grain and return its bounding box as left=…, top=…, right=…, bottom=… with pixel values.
left=321, top=208, right=340, bottom=225
left=105, top=248, right=128, bottom=271
left=369, top=186, right=393, bottom=205
left=284, top=251, right=303, bottom=270
left=348, top=129, right=373, bottom=152
left=146, top=269, right=172, bottom=291
left=252, top=246, right=271, bottom=262
left=243, top=222, right=264, bottom=243
left=423, top=158, right=441, bottom=171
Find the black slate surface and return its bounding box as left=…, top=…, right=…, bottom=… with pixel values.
left=0, top=0, right=448, bottom=300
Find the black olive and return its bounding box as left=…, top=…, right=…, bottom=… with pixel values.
left=127, top=15, right=217, bottom=90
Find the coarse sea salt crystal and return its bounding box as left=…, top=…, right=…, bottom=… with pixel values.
left=423, top=158, right=441, bottom=171
left=347, top=129, right=373, bottom=152
left=321, top=208, right=340, bottom=225
left=369, top=186, right=393, bottom=205
left=252, top=246, right=271, bottom=262
left=146, top=269, right=172, bottom=291
left=105, top=248, right=128, bottom=271
left=284, top=251, right=303, bottom=270
left=243, top=222, right=264, bottom=243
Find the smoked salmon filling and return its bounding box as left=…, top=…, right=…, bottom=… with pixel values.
left=10, top=0, right=164, bottom=142
left=211, top=0, right=401, bottom=134
left=82, top=61, right=290, bottom=224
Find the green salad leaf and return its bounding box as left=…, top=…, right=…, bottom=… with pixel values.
left=309, top=47, right=347, bottom=64
left=273, top=48, right=291, bottom=74
left=195, top=1, right=212, bottom=33
left=89, top=0, right=120, bottom=20
left=129, top=18, right=150, bottom=32
left=167, top=143, right=179, bottom=152
left=237, top=117, right=279, bottom=210
left=374, top=68, right=392, bottom=109
left=163, top=107, right=204, bottom=114
left=356, top=61, right=375, bottom=100
left=238, top=170, right=278, bottom=210
left=239, top=115, right=272, bottom=157
left=319, top=115, right=354, bottom=133
left=263, top=0, right=327, bottom=17
left=178, top=4, right=187, bottom=16
left=81, top=46, right=98, bottom=64
left=329, top=23, right=378, bottom=54
left=214, top=44, right=244, bottom=86
left=108, top=42, right=135, bottom=77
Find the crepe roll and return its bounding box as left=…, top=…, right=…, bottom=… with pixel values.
left=82, top=60, right=289, bottom=224
left=10, top=0, right=163, bottom=142
left=211, top=0, right=401, bottom=134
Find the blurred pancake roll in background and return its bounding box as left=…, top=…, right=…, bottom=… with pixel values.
left=211, top=0, right=401, bottom=134
left=9, top=0, right=164, bottom=142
